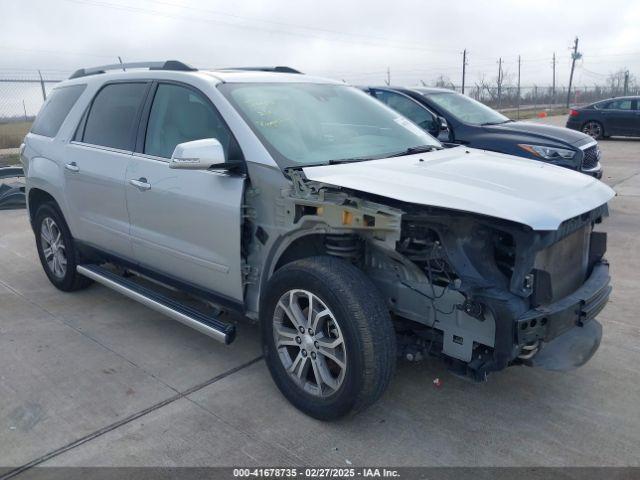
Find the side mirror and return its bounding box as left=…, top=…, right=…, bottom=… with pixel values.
left=438, top=116, right=449, bottom=131
left=170, top=138, right=231, bottom=170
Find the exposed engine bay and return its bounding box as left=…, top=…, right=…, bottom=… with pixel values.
left=257, top=169, right=612, bottom=381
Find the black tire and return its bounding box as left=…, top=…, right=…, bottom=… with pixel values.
left=261, top=256, right=396, bottom=420
left=581, top=120, right=604, bottom=140
left=34, top=202, right=92, bottom=292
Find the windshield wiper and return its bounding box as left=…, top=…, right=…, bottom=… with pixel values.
left=327, top=155, right=383, bottom=165
left=386, top=145, right=443, bottom=158
left=481, top=119, right=513, bottom=126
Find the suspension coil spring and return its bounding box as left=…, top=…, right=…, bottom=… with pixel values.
left=517, top=340, right=540, bottom=360
left=325, top=234, right=361, bottom=260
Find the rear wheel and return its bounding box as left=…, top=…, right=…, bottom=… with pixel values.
left=582, top=121, right=604, bottom=139
left=261, top=256, right=396, bottom=420
left=34, top=203, right=92, bottom=291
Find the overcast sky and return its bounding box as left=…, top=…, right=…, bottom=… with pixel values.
left=2, top=0, right=639, bottom=88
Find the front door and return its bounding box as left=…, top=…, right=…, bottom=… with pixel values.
left=601, top=98, right=635, bottom=135
left=65, top=81, right=149, bottom=258
left=125, top=82, right=246, bottom=302
left=633, top=99, right=640, bottom=135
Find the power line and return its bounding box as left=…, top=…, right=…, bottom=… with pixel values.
left=136, top=0, right=456, bottom=50
left=64, top=0, right=461, bottom=54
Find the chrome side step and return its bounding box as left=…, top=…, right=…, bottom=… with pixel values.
left=77, top=264, right=236, bottom=344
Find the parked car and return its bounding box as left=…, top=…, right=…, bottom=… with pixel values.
left=22, top=62, right=614, bottom=419
left=566, top=96, right=640, bottom=139
left=362, top=86, right=603, bottom=178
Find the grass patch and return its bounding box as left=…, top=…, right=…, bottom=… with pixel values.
left=0, top=154, right=21, bottom=167
left=0, top=121, right=32, bottom=149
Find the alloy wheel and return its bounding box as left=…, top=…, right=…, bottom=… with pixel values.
left=582, top=121, right=602, bottom=139
left=40, top=216, right=67, bottom=279
left=273, top=289, right=347, bottom=397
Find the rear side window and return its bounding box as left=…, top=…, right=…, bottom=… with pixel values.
left=30, top=84, right=86, bottom=137
left=82, top=83, right=147, bottom=150
left=602, top=99, right=633, bottom=110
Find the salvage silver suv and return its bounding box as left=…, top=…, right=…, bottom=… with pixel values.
left=22, top=61, right=615, bottom=419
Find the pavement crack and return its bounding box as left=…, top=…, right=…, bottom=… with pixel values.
left=0, top=356, right=263, bottom=480
left=611, top=170, right=640, bottom=188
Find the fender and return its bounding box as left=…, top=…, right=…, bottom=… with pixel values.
left=25, top=154, right=79, bottom=236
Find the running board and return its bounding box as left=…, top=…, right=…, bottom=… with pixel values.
left=77, top=264, right=236, bottom=344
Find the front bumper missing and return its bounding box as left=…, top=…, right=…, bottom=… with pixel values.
left=516, top=261, right=611, bottom=370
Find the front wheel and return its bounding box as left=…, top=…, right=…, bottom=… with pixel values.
left=261, top=256, right=396, bottom=420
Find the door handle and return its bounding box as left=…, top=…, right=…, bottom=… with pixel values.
left=65, top=162, right=80, bottom=172
left=129, top=177, right=151, bottom=191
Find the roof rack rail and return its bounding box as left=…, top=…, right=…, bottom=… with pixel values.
left=221, top=66, right=303, bottom=74
left=69, top=60, right=197, bottom=79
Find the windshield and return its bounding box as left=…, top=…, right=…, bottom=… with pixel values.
left=418, top=90, right=509, bottom=126
left=219, top=83, right=440, bottom=167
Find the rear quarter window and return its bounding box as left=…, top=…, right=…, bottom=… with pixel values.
left=30, top=84, right=86, bottom=137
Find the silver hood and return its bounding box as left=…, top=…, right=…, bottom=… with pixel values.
left=302, top=147, right=615, bottom=230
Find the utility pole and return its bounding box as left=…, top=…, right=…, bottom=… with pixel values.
left=566, top=37, right=581, bottom=108
left=461, top=49, right=468, bottom=94
left=23, top=100, right=28, bottom=122
left=517, top=55, right=521, bottom=120
left=497, top=57, right=503, bottom=109
left=551, top=52, right=556, bottom=104
left=385, top=67, right=390, bottom=86
left=624, top=70, right=630, bottom=96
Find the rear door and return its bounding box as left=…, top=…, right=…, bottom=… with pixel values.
left=65, top=81, right=150, bottom=258
left=125, top=81, right=246, bottom=302
left=600, top=98, right=635, bottom=135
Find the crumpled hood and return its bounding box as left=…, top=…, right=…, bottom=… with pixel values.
left=489, top=120, right=590, bottom=146
left=302, top=147, right=615, bottom=230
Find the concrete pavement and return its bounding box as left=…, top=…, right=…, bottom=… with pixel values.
left=1, top=116, right=639, bottom=470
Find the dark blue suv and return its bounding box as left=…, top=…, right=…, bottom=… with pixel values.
left=362, top=86, right=603, bottom=178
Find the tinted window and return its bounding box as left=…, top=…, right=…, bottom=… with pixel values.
left=145, top=83, right=233, bottom=159
left=31, top=84, right=86, bottom=137
left=373, top=90, right=436, bottom=132
left=82, top=83, right=147, bottom=150
left=603, top=99, right=633, bottom=110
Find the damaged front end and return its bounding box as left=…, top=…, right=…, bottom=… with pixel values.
left=283, top=169, right=612, bottom=381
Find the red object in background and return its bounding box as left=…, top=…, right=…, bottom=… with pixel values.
left=569, top=109, right=579, bottom=117
left=537, top=112, right=548, bottom=118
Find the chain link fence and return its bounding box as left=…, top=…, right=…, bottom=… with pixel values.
left=432, top=84, right=640, bottom=114
left=1, top=71, right=638, bottom=149
left=0, top=73, right=64, bottom=149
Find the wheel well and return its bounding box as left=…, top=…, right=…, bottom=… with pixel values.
left=28, top=188, right=57, bottom=223
left=273, top=234, right=327, bottom=272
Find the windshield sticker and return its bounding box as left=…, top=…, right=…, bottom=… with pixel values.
left=394, top=117, right=427, bottom=137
